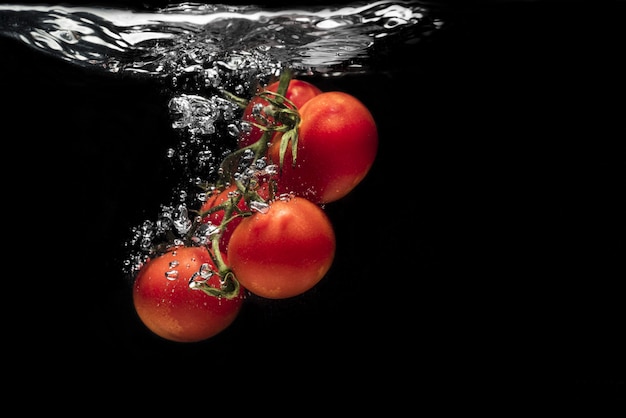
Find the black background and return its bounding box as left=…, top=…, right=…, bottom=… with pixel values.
left=1, top=0, right=623, bottom=404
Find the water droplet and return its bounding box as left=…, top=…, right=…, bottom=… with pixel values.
left=255, top=157, right=267, bottom=170
left=194, top=222, right=220, bottom=243
left=264, top=164, right=278, bottom=175
left=278, top=192, right=294, bottom=201
left=173, top=204, right=192, bottom=234
left=198, top=150, right=213, bottom=161
left=227, top=189, right=241, bottom=200
left=140, top=237, right=152, bottom=251
left=204, top=68, right=221, bottom=87
left=199, top=263, right=214, bottom=279
left=250, top=200, right=269, bottom=213
left=165, top=270, right=178, bottom=280
left=227, top=123, right=240, bottom=137
left=242, top=148, right=255, bottom=160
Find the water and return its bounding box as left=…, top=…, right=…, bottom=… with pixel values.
left=2, top=0, right=623, bottom=389
left=0, top=1, right=442, bottom=77
left=1, top=0, right=444, bottom=273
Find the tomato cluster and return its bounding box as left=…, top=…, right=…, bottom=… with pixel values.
left=132, top=70, right=378, bottom=342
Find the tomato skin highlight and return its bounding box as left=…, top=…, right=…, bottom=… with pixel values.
left=228, top=197, right=336, bottom=299
left=132, top=246, right=244, bottom=342
left=239, top=79, right=322, bottom=148
left=269, top=91, right=378, bottom=204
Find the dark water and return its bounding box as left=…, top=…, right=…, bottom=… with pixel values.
left=1, top=0, right=623, bottom=399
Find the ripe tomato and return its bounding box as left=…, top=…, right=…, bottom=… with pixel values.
left=227, top=196, right=336, bottom=299
left=132, top=245, right=244, bottom=342
left=269, top=91, right=378, bottom=204
left=239, top=79, right=322, bottom=148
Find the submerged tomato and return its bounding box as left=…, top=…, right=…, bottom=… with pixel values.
left=269, top=91, right=378, bottom=204
left=239, top=79, right=322, bottom=148
left=132, top=245, right=244, bottom=342
left=228, top=196, right=336, bottom=299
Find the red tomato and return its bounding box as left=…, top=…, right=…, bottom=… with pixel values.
left=269, top=91, right=378, bottom=204
left=133, top=245, right=244, bottom=342
left=200, top=181, right=270, bottom=250
left=227, top=196, right=336, bottom=299
left=239, top=79, right=322, bottom=148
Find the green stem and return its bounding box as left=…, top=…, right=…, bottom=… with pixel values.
left=189, top=67, right=303, bottom=300
left=194, top=227, right=239, bottom=299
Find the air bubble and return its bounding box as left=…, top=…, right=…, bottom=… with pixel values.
left=255, top=158, right=267, bottom=170
left=278, top=192, right=294, bottom=201
left=264, top=164, right=278, bottom=175
left=227, top=123, right=240, bottom=137
left=199, top=263, right=214, bottom=279
left=227, top=190, right=241, bottom=199
left=250, top=200, right=270, bottom=213
left=242, top=148, right=255, bottom=160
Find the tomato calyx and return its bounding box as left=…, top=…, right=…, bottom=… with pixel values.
left=246, top=90, right=300, bottom=135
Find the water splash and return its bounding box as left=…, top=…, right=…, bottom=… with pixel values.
left=0, top=1, right=443, bottom=79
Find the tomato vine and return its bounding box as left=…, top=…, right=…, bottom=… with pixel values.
left=131, top=66, right=378, bottom=341
left=185, top=68, right=304, bottom=299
